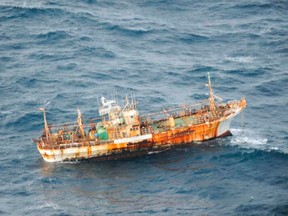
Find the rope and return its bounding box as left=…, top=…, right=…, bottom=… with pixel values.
left=241, top=110, right=245, bottom=134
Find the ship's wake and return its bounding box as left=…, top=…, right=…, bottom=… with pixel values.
left=229, top=128, right=285, bottom=153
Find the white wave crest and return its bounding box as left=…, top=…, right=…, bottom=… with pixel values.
left=0, top=110, right=19, bottom=120
left=232, top=135, right=268, bottom=146
left=1, top=110, right=13, bottom=116
left=38, top=201, right=60, bottom=210
left=148, top=150, right=164, bottom=155
left=0, top=1, right=44, bottom=10
left=60, top=160, right=80, bottom=164
left=229, top=128, right=269, bottom=150
left=43, top=100, right=51, bottom=106
left=81, top=95, right=95, bottom=99
left=225, top=56, right=254, bottom=63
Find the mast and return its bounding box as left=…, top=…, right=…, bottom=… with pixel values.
left=206, top=73, right=216, bottom=114
left=77, top=108, right=86, bottom=138
left=39, top=107, right=50, bottom=140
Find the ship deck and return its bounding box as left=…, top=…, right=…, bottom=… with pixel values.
left=148, top=111, right=223, bottom=133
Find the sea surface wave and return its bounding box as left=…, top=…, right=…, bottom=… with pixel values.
left=0, top=0, right=287, bottom=215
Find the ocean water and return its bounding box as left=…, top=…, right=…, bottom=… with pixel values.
left=0, top=0, right=287, bottom=215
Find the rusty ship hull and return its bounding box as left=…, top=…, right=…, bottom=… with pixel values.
left=35, top=73, right=247, bottom=162
left=37, top=105, right=244, bottom=162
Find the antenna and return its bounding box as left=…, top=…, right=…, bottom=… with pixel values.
left=163, top=108, right=170, bottom=117
left=130, top=91, right=133, bottom=109
left=96, top=97, right=99, bottom=106
left=214, top=94, right=223, bottom=102
left=115, top=89, right=119, bottom=106
left=133, top=90, right=137, bottom=110
left=125, top=95, right=130, bottom=109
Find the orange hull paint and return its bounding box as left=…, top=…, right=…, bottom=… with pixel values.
left=37, top=116, right=235, bottom=162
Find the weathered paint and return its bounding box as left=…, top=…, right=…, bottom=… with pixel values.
left=37, top=105, right=244, bottom=162
left=36, top=88, right=247, bottom=162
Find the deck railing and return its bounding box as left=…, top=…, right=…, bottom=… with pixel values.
left=38, top=137, right=112, bottom=149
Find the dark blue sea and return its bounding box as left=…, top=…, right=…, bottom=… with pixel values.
left=0, top=0, right=287, bottom=215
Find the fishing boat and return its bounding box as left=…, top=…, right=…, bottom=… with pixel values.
left=34, top=73, right=247, bottom=162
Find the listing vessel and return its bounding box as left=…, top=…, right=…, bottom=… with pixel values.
left=34, top=73, right=247, bottom=162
